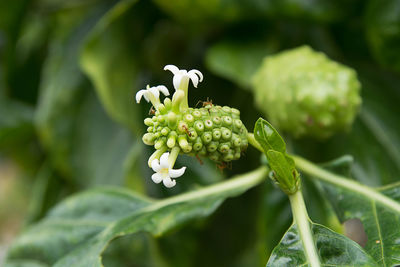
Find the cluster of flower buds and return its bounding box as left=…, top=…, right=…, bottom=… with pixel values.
left=136, top=65, right=248, bottom=188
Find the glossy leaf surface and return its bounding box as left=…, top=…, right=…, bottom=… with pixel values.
left=267, top=222, right=377, bottom=266
left=254, top=118, right=286, bottom=154
left=322, top=181, right=400, bottom=266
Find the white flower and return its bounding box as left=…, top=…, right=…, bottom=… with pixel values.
left=136, top=85, right=170, bottom=103
left=151, top=152, right=186, bottom=188
left=164, top=65, right=203, bottom=90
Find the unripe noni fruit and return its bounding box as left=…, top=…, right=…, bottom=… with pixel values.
left=252, top=45, right=362, bottom=139
left=143, top=104, right=248, bottom=163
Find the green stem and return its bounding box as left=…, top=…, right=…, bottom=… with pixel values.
left=247, top=133, right=263, bottom=152
left=289, top=190, right=321, bottom=267
left=147, top=166, right=268, bottom=211
left=247, top=133, right=400, bottom=213
left=293, top=155, right=400, bottom=213
left=178, top=77, right=190, bottom=111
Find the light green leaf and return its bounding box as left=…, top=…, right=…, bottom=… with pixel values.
left=5, top=167, right=267, bottom=267
left=80, top=0, right=140, bottom=132
left=267, top=222, right=377, bottom=266
left=267, top=150, right=298, bottom=194
left=254, top=118, right=286, bottom=154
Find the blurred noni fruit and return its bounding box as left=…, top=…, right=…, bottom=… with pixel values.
left=252, top=45, right=361, bottom=139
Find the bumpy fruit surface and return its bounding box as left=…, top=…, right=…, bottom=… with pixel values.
left=143, top=104, right=248, bottom=163
left=252, top=45, right=362, bottom=139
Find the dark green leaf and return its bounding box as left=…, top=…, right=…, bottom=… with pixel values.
left=5, top=167, right=267, bottom=267
left=321, top=180, right=400, bottom=266
left=0, top=98, right=33, bottom=147
left=267, top=223, right=377, bottom=266
left=254, top=118, right=286, bottom=154
left=153, top=0, right=359, bottom=23
left=34, top=4, right=137, bottom=188
left=366, top=0, right=400, bottom=73
left=80, top=0, right=141, bottom=132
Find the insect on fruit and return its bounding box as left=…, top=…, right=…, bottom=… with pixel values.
left=182, top=124, right=192, bottom=137
left=148, top=106, right=156, bottom=115
left=202, top=97, right=213, bottom=107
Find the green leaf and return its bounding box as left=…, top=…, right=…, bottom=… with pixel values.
left=267, top=150, right=298, bottom=194
left=152, top=0, right=359, bottom=23
left=34, top=3, right=109, bottom=177
left=80, top=0, right=140, bottom=132
left=5, top=167, right=267, bottom=266
left=205, top=39, right=278, bottom=88
left=254, top=118, right=286, bottom=154
left=34, top=4, right=137, bottom=188
left=366, top=0, right=400, bottom=73
left=0, top=98, right=33, bottom=147
left=267, top=222, right=377, bottom=266
left=295, top=156, right=400, bottom=266
left=321, top=180, right=400, bottom=266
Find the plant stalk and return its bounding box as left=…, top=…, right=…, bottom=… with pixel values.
left=248, top=133, right=400, bottom=214
left=293, top=155, right=400, bottom=213
left=289, top=190, right=321, bottom=267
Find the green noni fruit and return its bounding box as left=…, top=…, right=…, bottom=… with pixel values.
left=143, top=104, right=248, bottom=163
left=252, top=45, right=361, bottom=139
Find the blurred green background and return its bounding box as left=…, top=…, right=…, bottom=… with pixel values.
left=1, top=0, right=400, bottom=266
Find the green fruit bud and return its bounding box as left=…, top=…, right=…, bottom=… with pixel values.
left=252, top=45, right=362, bottom=139
left=212, top=129, right=222, bottom=140
left=142, top=104, right=248, bottom=163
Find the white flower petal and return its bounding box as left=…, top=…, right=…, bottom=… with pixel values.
left=164, top=64, right=180, bottom=75
left=157, top=85, right=170, bottom=96
left=143, top=93, right=150, bottom=102
left=173, top=73, right=184, bottom=90
left=159, top=152, right=170, bottom=168
left=163, top=176, right=176, bottom=188
left=187, top=72, right=199, bottom=88
left=151, top=159, right=161, bottom=172
left=169, top=166, right=186, bottom=178
left=135, top=90, right=146, bottom=103
left=148, top=87, right=160, bottom=99
left=191, top=69, right=203, bottom=82
left=151, top=173, right=163, bottom=184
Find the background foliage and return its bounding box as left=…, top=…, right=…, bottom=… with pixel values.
left=0, top=0, right=400, bottom=266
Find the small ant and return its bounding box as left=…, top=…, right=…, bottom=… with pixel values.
left=182, top=124, right=192, bottom=137
left=148, top=106, right=156, bottom=115
left=195, top=97, right=213, bottom=108
left=195, top=154, right=203, bottom=165
left=202, top=97, right=213, bottom=107
left=216, top=161, right=232, bottom=172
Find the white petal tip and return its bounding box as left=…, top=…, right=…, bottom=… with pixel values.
left=163, top=177, right=176, bottom=188
left=169, top=166, right=186, bottom=178
left=151, top=173, right=163, bottom=184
